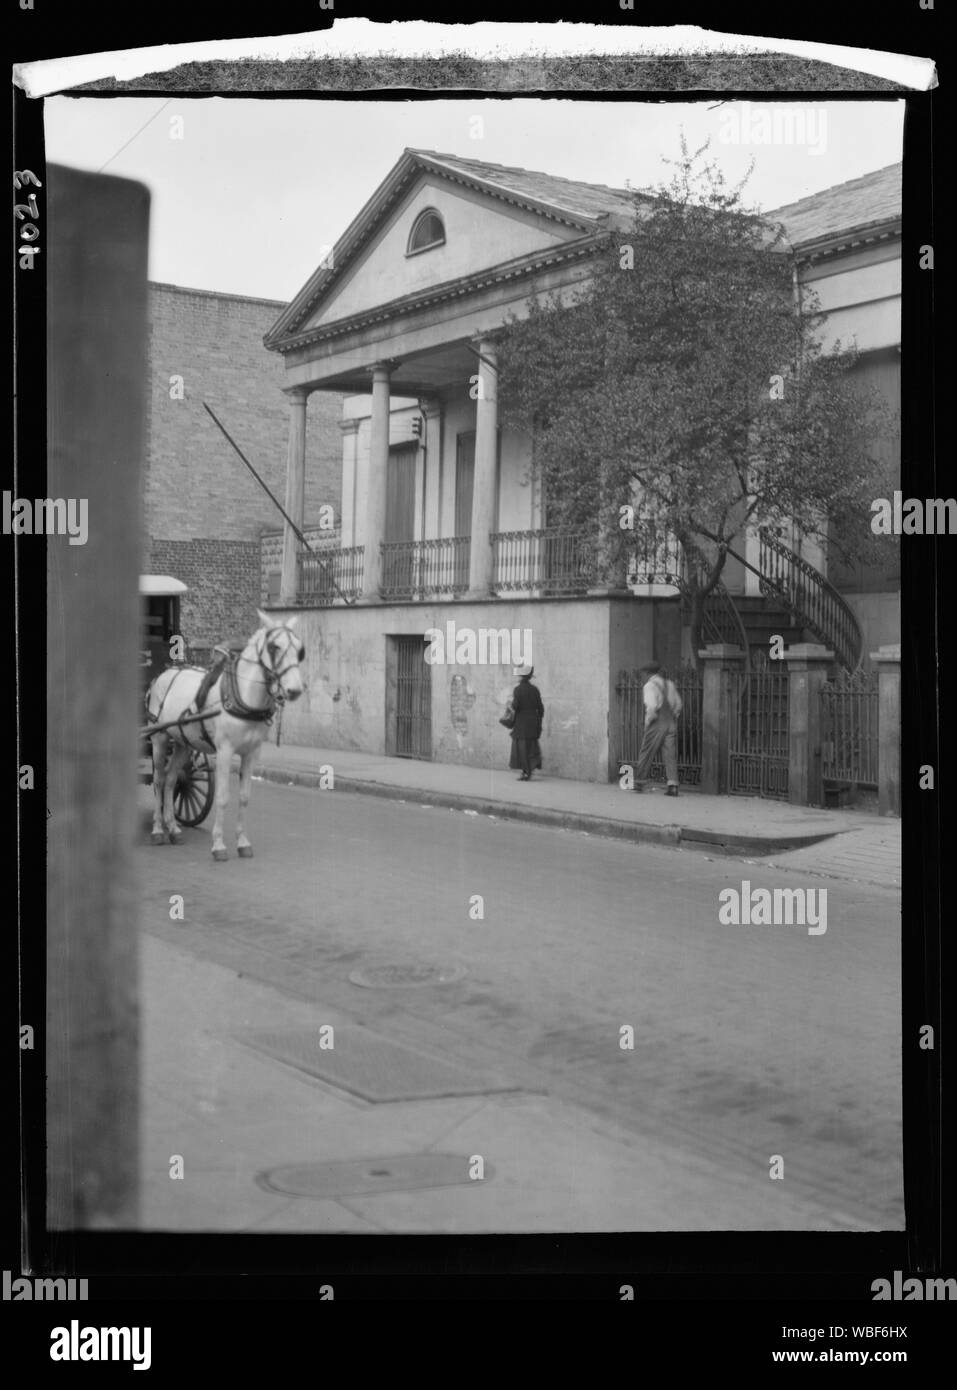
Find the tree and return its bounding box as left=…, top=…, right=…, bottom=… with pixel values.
left=496, top=139, right=896, bottom=661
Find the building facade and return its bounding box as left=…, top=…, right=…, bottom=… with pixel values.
left=260, top=149, right=901, bottom=782
left=143, top=282, right=343, bottom=651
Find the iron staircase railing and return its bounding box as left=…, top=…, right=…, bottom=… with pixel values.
left=631, top=532, right=752, bottom=667
left=751, top=528, right=863, bottom=672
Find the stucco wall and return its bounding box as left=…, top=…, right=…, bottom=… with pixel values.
left=307, top=175, right=572, bottom=331
left=264, top=597, right=677, bottom=781
left=845, top=591, right=901, bottom=669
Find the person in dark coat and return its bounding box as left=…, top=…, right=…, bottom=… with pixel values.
left=508, top=665, right=544, bottom=780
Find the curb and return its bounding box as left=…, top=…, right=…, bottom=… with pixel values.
left=252, top=763, right=840, bottom=858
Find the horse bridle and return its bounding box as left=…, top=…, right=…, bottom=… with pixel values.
left=238, top=627, right=305, bottom=707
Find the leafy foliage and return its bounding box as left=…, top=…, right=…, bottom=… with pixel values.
left=496, top=140, right=896, bottom=648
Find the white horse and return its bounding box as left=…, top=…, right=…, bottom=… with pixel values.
left=146, top=611, right=305, bottom=860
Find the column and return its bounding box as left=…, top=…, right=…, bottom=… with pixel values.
left=360, top=361, right=392, bottom=602
left=467, top=338, right=498, bottom=598
left=783, top=643, right=835, bottom=807
left=339, top=417, right=360, bottom=549
left=420, top=396, right=443, bottom=543
left=279, top=385, right=309, bottom=604
left=698, top=644, right=746, bottom=795
left=871, top=644, right=901, bottom=816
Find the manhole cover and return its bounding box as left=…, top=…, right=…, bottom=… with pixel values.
left=257, top=1153, right=488, bottom=1199
left=348, top=962, right=466, bottom=989
left=235, top=1025, right=518, bottom=1102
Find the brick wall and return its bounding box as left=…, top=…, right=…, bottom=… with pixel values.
left=260, top=526, right=341, bottom=603
left=149, top=539, right=263, bottom=651
left=143, top=282, right=344, bottom=643
left=144, top=283, right=343, bottom=541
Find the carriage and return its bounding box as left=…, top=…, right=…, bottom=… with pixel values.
left=139, top=575, right=216, bottom=828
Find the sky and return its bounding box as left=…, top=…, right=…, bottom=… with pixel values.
left=44, top=97, right=905, bottom=303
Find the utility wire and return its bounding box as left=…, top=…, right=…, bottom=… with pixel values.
left=97, top=98, right=174, bottom=173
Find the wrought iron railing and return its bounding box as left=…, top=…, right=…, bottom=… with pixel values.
left=820, top=667, right=879, bottom=787
left=297, top=545, right=364, bottom=605
left=728, top=660, right=790, bottom=800
left=757, top=528, right=862, bottom=672
left=614, top=662, right=703, bottom=785
left=631, top=530, right=751, bottom=663
left=492, top=528, right=593, bottom=594
left=380, top=536, right=471, bottom=599
left=629, top=529, right=686, bottom=587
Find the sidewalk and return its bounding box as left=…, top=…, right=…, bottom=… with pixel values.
left=251, top=740, right=902, bottom=887
left=139, top=931, right=875, bottom=1233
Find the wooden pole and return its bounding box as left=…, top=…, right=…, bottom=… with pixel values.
left=46, top=166, right=149, bottom=1229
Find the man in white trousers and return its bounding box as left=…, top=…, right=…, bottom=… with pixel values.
left=632, top=662, right=683, bottom=796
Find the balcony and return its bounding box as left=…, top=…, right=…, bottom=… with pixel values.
left=491, top=527, right=593, bottom=595
left=380, top=537, right=471, bottom=600
left=296, top=544, right=364, bottom=605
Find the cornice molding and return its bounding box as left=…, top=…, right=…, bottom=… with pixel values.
left=272, top=233, right=605, bottom=356
left=264, top=150, right=607, bottom=351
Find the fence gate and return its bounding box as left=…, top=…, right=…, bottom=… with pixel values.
left=727, top=662, right=789, bottom=799
left=391, top=635, right=432, bottom=760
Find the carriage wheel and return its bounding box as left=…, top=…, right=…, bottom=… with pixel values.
left=173, top=750, right=215, bottom=827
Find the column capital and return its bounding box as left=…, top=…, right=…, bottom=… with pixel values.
left=282, top=384, right=311, bottom=403
left=369, top=359, right=398, bottom=380
left=869, top=643, right=901, bottom=666
left=470, top=335, right=499, bottom=359
left=419, top=394, right=443, bottom=419
left=338, top=417, right=361, bottom=436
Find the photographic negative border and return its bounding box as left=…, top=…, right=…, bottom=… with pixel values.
left=10, top=0, right=947, bottom=1348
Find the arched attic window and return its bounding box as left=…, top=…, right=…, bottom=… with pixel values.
left=407, top=208, right=446, bottom=256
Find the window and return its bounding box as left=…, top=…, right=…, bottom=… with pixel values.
left=407, top=208, right=445, bottom=256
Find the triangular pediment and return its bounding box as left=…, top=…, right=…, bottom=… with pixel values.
left=265, top=149, right=637, bottom=349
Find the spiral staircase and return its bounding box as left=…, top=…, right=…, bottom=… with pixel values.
left=637, top=529, right=864, bottom=674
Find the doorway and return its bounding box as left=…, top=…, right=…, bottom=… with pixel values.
left=386, top=635, right=432, bottom=760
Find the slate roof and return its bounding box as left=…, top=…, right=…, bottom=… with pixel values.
left=407, top=148, right=646, bottom=225
left=768, top=163, right=902, bottom=248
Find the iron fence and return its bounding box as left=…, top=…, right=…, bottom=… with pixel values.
left=728, top=660, right=790, bottom=799
left=614, top=662, right=703, bottom=785
left=380, top=536, right=470, bottom=599
left=297, top=545, right=364, bottom=605
left=820, top=667, right=879, bottom=787
left=492, top=528, right=593, bottom=594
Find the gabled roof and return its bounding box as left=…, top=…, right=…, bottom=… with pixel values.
left=768, top=162, right=902, bottom=251
left=407, top=149, right=644, bottom=224
left=264, top=147, right=648, bottom=349
left=265, top=151, right=902, bottom=351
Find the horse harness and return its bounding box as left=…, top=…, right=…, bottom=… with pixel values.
left=146, top=627, right=303, bottom=749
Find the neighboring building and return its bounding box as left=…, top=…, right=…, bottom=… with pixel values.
left=768, top=165, right=901, bottom=659
left=143, top=282, right=343, bottom=651
left=260, top=149, right=901, bottom=782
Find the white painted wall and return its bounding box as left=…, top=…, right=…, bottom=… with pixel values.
left=306, top=175, right=573, bottom=330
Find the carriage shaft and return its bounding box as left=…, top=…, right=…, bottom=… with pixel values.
left=138, top=706, right=222, bottom=739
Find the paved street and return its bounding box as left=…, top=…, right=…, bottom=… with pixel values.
left=137, top=777, right=903, bottom=1232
